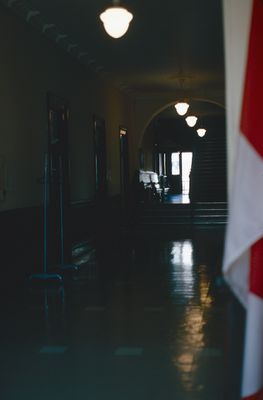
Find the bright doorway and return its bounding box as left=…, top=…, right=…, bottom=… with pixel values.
left=181, top=152, right=193, bottom=195
left=170, top=151, right=193, bottom=202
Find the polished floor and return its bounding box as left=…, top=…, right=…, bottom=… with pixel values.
left=0, top=226, right=244, bottom=400
left=164, top=193, right=190, bottom=204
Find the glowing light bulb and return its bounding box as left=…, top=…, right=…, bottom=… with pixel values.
left=185, top=115, right=198, bottom=127
left=174, top=102, right=189, bottom=116
left=197, top=128, right=206, bottom=137
left=100, top=7, right=133, bottom=39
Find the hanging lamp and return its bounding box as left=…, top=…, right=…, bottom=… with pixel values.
left=185, top=115, right=198, bottom=127
left=100, top=0, right=133, bottom=39
left=174, top=102, right=189, bottom=116
left=197, top=128, right=206, bottom=137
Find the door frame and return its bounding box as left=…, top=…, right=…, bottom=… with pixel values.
left=93, top=114, right=107, bottom=200
left=46, top=92, right=70, bottom=263
left=119, top=126, right=129, bottom=209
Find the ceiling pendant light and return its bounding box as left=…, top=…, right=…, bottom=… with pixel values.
left=185, top=115, right=198, bottom=127
left=100, top=0, right=133, bottom=39
left=174, top=102, right=189, bottom=116
left=197, top=128, right=206, bottom=137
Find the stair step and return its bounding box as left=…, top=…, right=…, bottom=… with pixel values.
left=136, top=200, right=228, bottom=227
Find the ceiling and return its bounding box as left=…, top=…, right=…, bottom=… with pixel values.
left=2, top=0, right=225, bottom=117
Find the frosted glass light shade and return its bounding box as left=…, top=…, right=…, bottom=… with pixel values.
left=185, top=115, right=198, bottom=127
left=174, top=102, right=189, bottom=116
left=100, top=7, right=133, bottom=39
left=197, top=128, right=206, bottom=137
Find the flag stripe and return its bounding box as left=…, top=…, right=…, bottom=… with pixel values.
left=241, top=293, right=263, bottom=398
left=240, top=0, right=263, bottom=158
left=251, top=239, right=263, bottom=299
left=243, top=386, right=263, bottom=400
left=223, top=1, right=263, bottom=399
left=241, top=2, right=263, bottom=397
left=223, top=134, right=263, bottom=307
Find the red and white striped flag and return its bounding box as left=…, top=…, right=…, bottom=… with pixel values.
left=223, top=0, right=263, bottom=399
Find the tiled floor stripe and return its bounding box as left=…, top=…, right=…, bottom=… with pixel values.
left=85, top=306, right=106, bottom=312
left=144, top=306, right=163, bottom=312
left=39, top=346, right=68, bottom=354
left=200, top=348, right=222, bottom=357
left=114, top=347, right=144, bottom=356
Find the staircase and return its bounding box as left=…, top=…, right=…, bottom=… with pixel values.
left=135, top=201, right=228, bottom=228
left=137, top=203, right=192, bottom=226
left=135, top=119, right=228, bottom=229
left=191, top=125, right=227, bottom=203
left=192, top=201, right=228, bottom=225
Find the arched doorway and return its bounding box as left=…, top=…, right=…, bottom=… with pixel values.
left=136, top=100, right=227, bottom=225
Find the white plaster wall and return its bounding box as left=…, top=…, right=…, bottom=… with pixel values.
left=222, top=0, right=253, bottom=193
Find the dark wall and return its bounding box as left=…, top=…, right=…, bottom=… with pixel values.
left=0, top=194, right=123, bottom=295
left=154, top=117, right=196, bottom=152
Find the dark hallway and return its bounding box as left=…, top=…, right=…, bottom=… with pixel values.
left=0, top=1, right=251, bottom=398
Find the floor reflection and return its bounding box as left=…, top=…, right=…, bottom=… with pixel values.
left=164, top=193, right=190, bottom=204
left=168, top=238, right=223, bottom=395
left=170, top=240, right=194, bottom=299
left=1, top=227, right=242, bottom=400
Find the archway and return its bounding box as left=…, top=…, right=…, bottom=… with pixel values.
left=138, top=99, right=227, bottom=207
